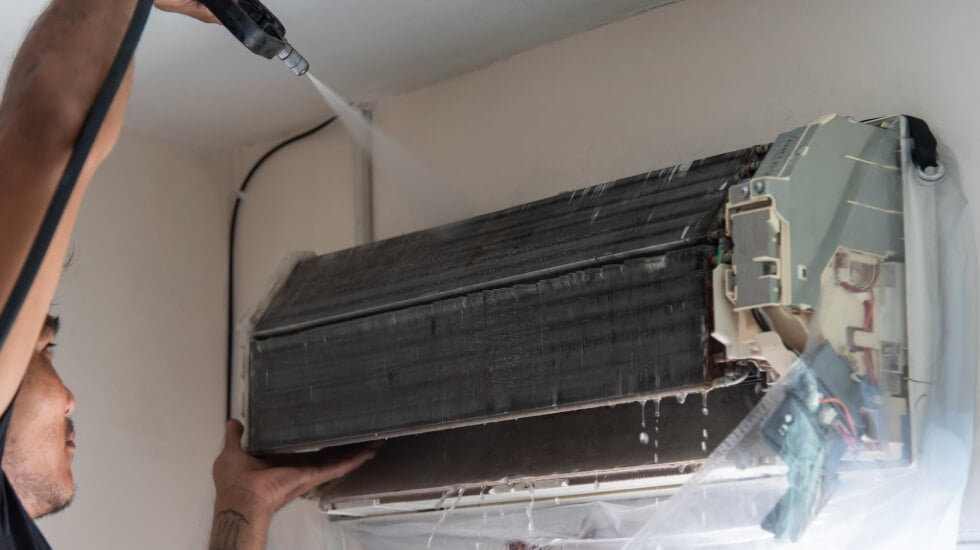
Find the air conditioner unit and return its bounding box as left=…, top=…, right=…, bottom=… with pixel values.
left=243, top=115, right=971, bottom=548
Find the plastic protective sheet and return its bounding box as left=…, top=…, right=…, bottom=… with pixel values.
left=333, top=119, right=976, bottom=550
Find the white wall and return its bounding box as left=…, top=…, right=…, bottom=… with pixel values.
left=40, top=130, right=230, bottom=549
left=237, top=0, right=980, bottom=545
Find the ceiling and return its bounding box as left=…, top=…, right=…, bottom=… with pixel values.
left=2, top=0, right=675, bottom=149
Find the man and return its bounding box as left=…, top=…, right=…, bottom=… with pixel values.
left=0, top=1, right=375, bottom=548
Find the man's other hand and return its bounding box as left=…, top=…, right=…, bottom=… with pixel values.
left=212, top=420, right=375, bottom=518
left=154, top=0, right=221, bottom=24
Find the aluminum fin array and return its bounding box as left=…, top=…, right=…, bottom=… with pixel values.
left=249, top=147, right=763, bottom=453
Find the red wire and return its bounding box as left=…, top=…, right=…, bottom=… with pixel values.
left=835, top=424, right=857, bottom=449
left=862, top=297, right=876, bottom=386
left=835, top=256, right=880, bottom=386
left=821, top=397, right=858, bottom=438
left=840, top=262, right=878, bottom=293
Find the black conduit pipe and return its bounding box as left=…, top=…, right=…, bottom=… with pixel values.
left=226, top=116, right=338, bottom=420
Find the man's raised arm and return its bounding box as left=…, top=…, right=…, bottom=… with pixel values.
left=0, top=0, right=214, bottom=415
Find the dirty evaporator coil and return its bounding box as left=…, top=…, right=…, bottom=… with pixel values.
left=246, top=144, right=768, bottom=513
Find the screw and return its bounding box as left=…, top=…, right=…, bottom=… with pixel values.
left=754, top=180, right=766, bottom=193
left=784, top=414, right=793, bottom=423
left=738, top=185, right=750, bottom=198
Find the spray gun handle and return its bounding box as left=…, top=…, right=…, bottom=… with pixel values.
left=198, top=0, right=309, bottom=75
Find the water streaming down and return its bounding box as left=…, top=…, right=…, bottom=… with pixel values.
left=433, top=488, right=453, bottom=510
left=476, top=490, right=488, bottom=550
left=427, top=488, right=464, bottom=548
left=305, top=73, right=467, bottom=227
left=526, top=483, right=536, bottom=535
left=639, top=400, right=650, bottom=445
left=653, top=398, right=661, bottom=462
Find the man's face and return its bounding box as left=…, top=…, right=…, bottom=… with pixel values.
left=1, top=316, right=76, bottom=519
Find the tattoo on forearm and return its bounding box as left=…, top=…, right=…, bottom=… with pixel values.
left=209, top=509, right=250, bottom=550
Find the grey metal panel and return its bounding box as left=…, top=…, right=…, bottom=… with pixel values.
left=254, top=149, right=761, bottom=337
left=319, top=383, right=763, bottom=506
left=731, top=209, right=781, bottom=307
left=249, top=247, right=713, bottom=453
left=729, top=116, right=903, bottom=309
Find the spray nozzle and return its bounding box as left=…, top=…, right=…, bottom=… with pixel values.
left=199, top=0, right=309, bottom=76
left=277, top=45, right=309, bottom=77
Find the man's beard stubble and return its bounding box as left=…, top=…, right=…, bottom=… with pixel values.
left=2, top=417, right=76, bottom=519
left=9, top=470, right=74, bottom=519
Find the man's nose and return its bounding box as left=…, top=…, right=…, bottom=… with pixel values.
left=65, top=387, right=76, bottom=417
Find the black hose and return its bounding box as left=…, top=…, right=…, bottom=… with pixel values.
left=226, top=116, right=338, bottom=420
left=0, top=0, right=154, bottom=352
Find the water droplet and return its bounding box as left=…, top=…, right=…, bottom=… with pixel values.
left=639, top=431, right=650, bottom=445
left=654, top=398, right=661, bottom=418
left=654, top=452, right=659, bottom=463
left=676, top=393, right=687, bottom=404
left=554, top=497, right=561, bottom=505
left=654, top=439, right=659, bottom=449
left=701, top=440, right=708, bottom=452
left=640, top=399, right=648, bottom=428
left=593, top=477, right=600, bottom=490
left=702, top=428, right=709, bottom=439
left=701, top=391, right=710, bottom=416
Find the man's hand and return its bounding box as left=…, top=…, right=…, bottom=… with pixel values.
left=208, top=420, right=375, bottom=550
left=154, top=0, right=220, bottom=24
left=213, top=420, right=374, bottom=514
